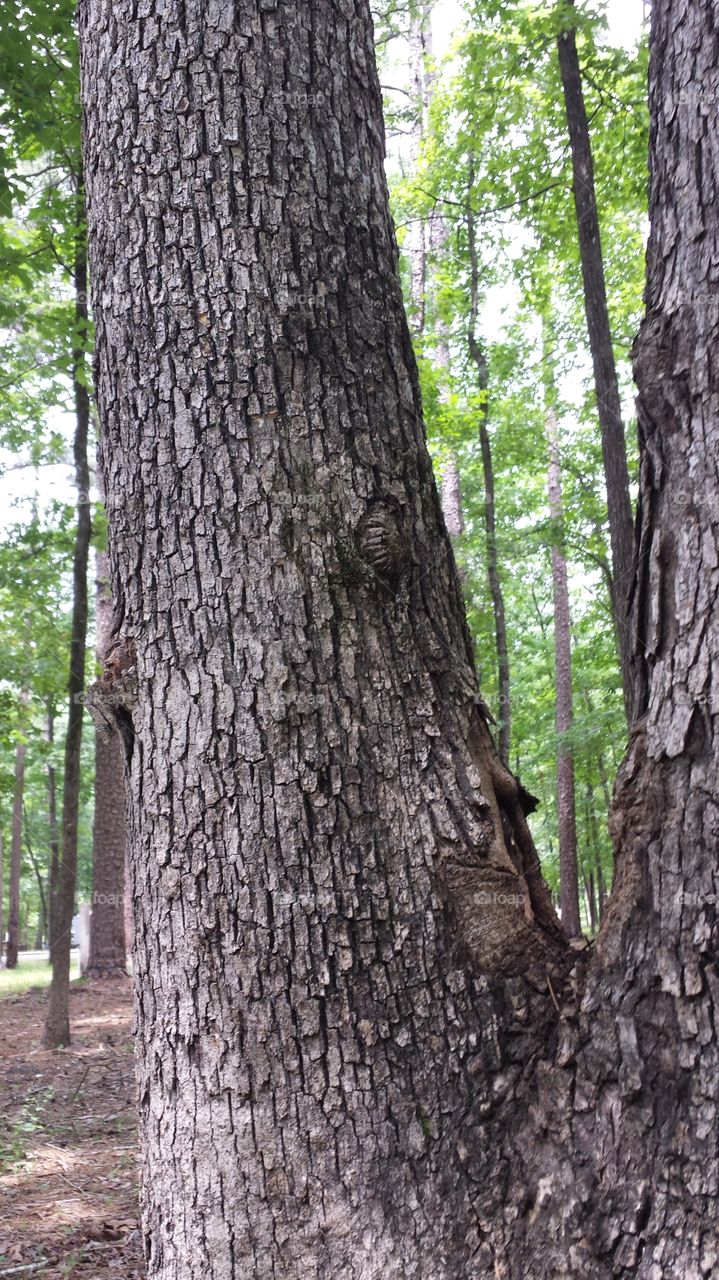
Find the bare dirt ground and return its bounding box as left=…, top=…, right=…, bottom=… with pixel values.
left=0, top=977, right=144, bottom=1279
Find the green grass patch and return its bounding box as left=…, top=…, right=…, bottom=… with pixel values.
left=0, top=953, right=80, bottom=999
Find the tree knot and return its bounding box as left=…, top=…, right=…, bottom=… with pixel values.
left=85, top=635, right=138, bottom=742
left=355, top=498, right=409, bottom=588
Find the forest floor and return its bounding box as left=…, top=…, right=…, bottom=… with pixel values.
left=0, top=977, right=144, bottom=1279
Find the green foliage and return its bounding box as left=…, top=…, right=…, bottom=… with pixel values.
left=0, top=0, right=648, bottom=942
left=386, top=0, right=648, bottom=920
left=0, top=0, right=96, bottom=947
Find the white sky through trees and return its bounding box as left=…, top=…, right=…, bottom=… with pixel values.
left=432, top=0, right=644, bottom=57
left=1, top=0, right=645, bottom=528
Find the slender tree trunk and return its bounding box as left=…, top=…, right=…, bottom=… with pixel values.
left=578, top=686, right=615, bottom=904
left=586, top=868, right=597, bottom=933
left=580, top=788, right=600, bottom=933
left=25, top=824, right=48, bottom=951
left=556, top=7, right=635, bottom=722
left=80, top=0, right=719, bottom=1273
left=466, top=199, right=511, bottom=764
left=543, top=318, right=581, bottom=937
left=405, top=2, right=463, bottom=541
left=87, top=549, right=128, bottom=977
left=406, top=1, right=433, bottom=335
left=580, top=857, right=596, bottom=935
left=585, top=776, right=608, bottom=918
left=46, top=705, right=59, bottom=956
left=547, top=414, right=581, bottom=936
left=44, top=192, right=92, bottom=1048
left=5, top=691, right=29, bottom=969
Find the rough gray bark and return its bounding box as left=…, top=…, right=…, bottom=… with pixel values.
left=44, top=201, right=92, bottom=1048
left=80, top=2, right=564, bottom=1273
left=5, top=691, right=28, bottom=969
left=546, top=401, right=581, bottom=938
left=0, top=831, right=3, bottom=957
left=572, top=2, right=719, bottom=1272
left=80, top=0, right=718, bottom=1274
left=87, top=549, right=128, bottom=977
left=557, top=9, right=635, bottom=723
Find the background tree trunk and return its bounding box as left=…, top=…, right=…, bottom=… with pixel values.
left=585, top=776, right=608, bottom=918
left=405, top=2, right=463, bottom=542
left=406, top=1, right=434, bottom=335
left=440, top=458, right=463, bottom=537
left=5, top=690, right=28, bottom=969
left=543, top=313, right=581, bottom=936
left=87, top=549, right=128, bottom=977
left=46, top=704, right=59, bottom=956
left=557, top=8, right=635, bottom=722
left=44, top=200, right=92, bottom=1048
left=546, top=401, right=581, bottom=936
left=467, top=197, right=511, bottom=764
left=25, top=823, right=48, bottom=950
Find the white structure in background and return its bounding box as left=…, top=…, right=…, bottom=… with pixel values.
left=79, top=904, right=91, bottom=974
left=71, top=905, right=92, bottom=974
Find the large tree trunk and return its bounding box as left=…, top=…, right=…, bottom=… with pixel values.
left=564, top=1, right=719, bottom=1273
left=557, top=9, right=635, bottom=723
left=80, top=0, right=718, bottom=1274
left=86, top=549, right=128, bottom=977
left=5, top=690, right=28, bottom=969
left=44, top=198, right=92, bottom=1048
left=81, top=2, right=563, bottom=1273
